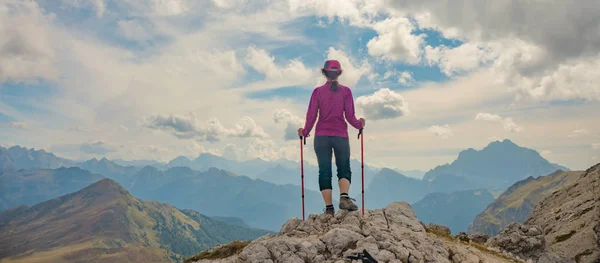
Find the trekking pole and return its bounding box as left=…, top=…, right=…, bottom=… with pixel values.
left=299, top=135, right=306, bottom=221
left=358, top=128, right=364, bottom=215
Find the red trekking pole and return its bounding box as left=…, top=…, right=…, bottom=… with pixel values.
left=299, top=135, right=306, bottom=221
left=358, top=128, right=364, bottom=215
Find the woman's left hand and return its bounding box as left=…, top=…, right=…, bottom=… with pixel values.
left=297, top=128, right=304, bottom=137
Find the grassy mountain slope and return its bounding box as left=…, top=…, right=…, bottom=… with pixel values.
left=468, top=170, right=582, bottom=236
left=0, top=179, right=270, bottom=263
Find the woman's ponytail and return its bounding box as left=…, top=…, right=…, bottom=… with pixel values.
left=323, top=69, right=340, bottom=91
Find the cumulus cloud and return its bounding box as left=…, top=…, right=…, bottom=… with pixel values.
left=120, top=125, right=129, bottom=132
left=382, top=70, right=414, bottom=86
left=386, top=0, right=600, bottom=102
left=475, top=112, right=523, bottom=133
left=367, top=17, right=425, bottom=64
left=424, top=42, right=496, bottom=76
left=246, top=138, right=280, bottom=161
left=144, top=113, right=269, bottom=142
left=428, top=124, right=453, bottom=139
left=356, top=88, right=409, bottom=120
left=568, top=129, right=588, bottom=138
left=541, top=150, right=552, bottom=156
left=0, top=0, right=59, bottom=84
left=398, top=71, right=414, bottom=86
left=593, top=143, right=600, bottom=150
left=245, top=46, right=315, bottom=85
left=273, top=109, right=303, bottom=141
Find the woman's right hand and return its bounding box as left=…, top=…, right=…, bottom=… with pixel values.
left=359, top=118, right=365, bottom=127
left=298, top=128, right=304, bottom=137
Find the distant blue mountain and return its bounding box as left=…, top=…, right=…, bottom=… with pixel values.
left=1, top=146, right=75, bottom=170
left=0, top=167, right=105, bottom=211
left=413, top=189, right=495, bottom=234
left=423, top=139, right=566, bottom=190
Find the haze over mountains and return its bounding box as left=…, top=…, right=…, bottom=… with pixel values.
left=1, top=139, right=570, bottom=233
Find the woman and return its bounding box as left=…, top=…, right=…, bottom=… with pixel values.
left=298, top=59, right=365, bottom=216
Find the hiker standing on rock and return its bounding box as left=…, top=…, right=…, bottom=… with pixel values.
left=298, top=59, right=365, bottom=216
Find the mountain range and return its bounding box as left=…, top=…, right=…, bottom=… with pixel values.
left=0, top=179, right=270, bottom=263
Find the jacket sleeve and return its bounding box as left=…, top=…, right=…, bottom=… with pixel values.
left=302, top=89, right=319, bottom=137
left=344, top=87, right=363, bottom=130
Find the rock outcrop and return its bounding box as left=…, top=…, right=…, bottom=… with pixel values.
left=485, top=223, right=546, bottom=261
left=190, top=202, right=518, bottom=263
left=523, top=163, right=600, bottom=263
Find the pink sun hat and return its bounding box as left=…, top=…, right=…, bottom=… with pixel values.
left=323, top=60, right=342, bottom=72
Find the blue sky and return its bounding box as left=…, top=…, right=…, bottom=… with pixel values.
left=1, top=0, right=599, bottom=171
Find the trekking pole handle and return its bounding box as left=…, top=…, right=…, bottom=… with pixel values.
left=299, top=135, right=306, bottom=145
left=357, top=128, right=363, bottom=139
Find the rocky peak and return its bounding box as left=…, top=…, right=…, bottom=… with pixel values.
left=190, top=202, right=517, bottom=263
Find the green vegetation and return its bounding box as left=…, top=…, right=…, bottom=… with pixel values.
left=184, top=241, right=250, bottom=262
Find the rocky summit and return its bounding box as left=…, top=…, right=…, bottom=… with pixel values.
left=189, top=202, right=518, bottom=263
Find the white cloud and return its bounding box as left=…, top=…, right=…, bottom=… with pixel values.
left=398, top=71, right=414, bottom=86
left=117, top=20, right=154, bottom=41
left=9, top=122, right=28, bottom=129
left=143, top=113, right=269, bottom=142
left=150, top=0, right=188, bottom=16
left=356, top=88, right=409, bottom=120
left=382, top=70, right=414, bottom=86
left=120, top=125, right=129, bottom=132
left=425, top=42, right=496, bottom=76
left=474, top=113, right=502, bottom=122
left=568, top=129, right=589, bottom=138
left=61, top=0, right=106, bottom=18
left=475, top=112, right=523, bottom=133
left=288, top=0, right=384, bottom=27
left=245, top=46, right=316, bottom=87
left=541, top=150, right=552, bottom=156
left=245, top=138, right=280, bottom=161
left=428, top=124, right=453, bottom=139
left=0, top=0, right=59, bottom=83
left=273, top=109, right=303, bottom=141
left=366, top=17, right=424, bottom=64
left=593, top=143, right=600, bottom=150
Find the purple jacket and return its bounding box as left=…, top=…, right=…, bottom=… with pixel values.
left=302, top=81, right=363, bottom=138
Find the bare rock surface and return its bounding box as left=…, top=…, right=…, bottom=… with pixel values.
left=191, top=202, right=517, bottom=263
left=524, top=163, right=600, bottom=263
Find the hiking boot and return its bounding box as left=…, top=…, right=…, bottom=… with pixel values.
left=323, top=208, right=335, bottom=217
left=339, top=196, right=358, bottom=211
